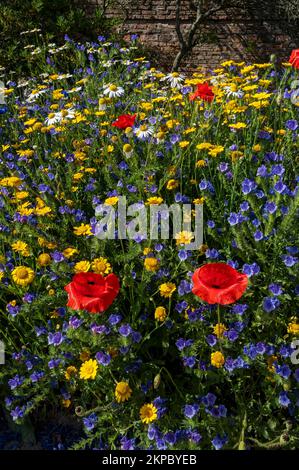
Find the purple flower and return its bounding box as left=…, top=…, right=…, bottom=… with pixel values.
left=242, top=262, right=260, bottom=277
left=240, top=201, right=249, bottom=212
left=227, top=330, right=238, bottom=342
left=120, top=436, right=136, bottom=450
left=69, top=316, right=83, bottom=329
left=212, top=434, right=228, bottom=450
left=263, top=296, right=280, bottom=313
left=184, top=404, right=199, bottom=419
left=206, top=334, right=217, bottom=346
left=8, top=374, right=24, bottom=390
left=108, top=313, right=122, bottom=326
left=119, top=323, right=132, bottom=337
left=178, top=280, right=193, bottom=296
left=241, top=178, right=257, bottom=195
left=274, top=180, right=287, bottom=194
left=35, top=326, right=47, bottom=337
left=131, top=331, right=142, bottom=343
left=183, top=356, right=196, bottom=368
left=164, top=431, right=176, bottom=445
left=48, top=331, right=64, bottom=346
left=279, top=391, right=290, bottom=407
left=228, top=212, right=239, bottom=226
left=178, top=250, right=188, bottom=261
left=148, top=424, right=160, bottom=440
left=153, top=397, right=168, bottom=418
left=264, top=201, right=277, bottom=214
left=231, top=304, right=248, bottom=315
left=176, top=338, right=193, bottom=351
left=254, top=230, right=263, bottom=241
left=206, top=248, right=219, bottom=259
left=83, top=412, right=98, bottom=431
left=275, top=364, right=291, bottom=379
left=48, top=358, right=61, bottom=369
left=11, top=406, right=25, bottom=421
left=95, top=351, right=111, bottom=366
left=23, top=293, right=36, bottom=303
left=188, top=429, right=202, bottom=444
left=90, top=323, right=109, bottom=335
left=286, top=119, right=298, bottom=131
left=257, top=165, right=268, bottom=177
left=282, top=255, right=297, bottom=267
left=30, top=371, right=45, bottom=383
left=202, top=393, right=217, bottom=406
left=268, top=283, right=283, bottom=296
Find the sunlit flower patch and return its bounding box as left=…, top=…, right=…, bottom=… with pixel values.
left=0, top=37, right=298, bottom=450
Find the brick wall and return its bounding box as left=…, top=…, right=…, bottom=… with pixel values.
left=83, top=1, right=298, bottom=70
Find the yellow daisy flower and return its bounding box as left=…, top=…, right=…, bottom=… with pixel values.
left=79, top=359, right=98, bottom=380
left=74, top=260, right=91, bottom=273
left=159, top=282, right=176, bottom=298
left=91, top=257, right=112, bottom=275
left=12, top=266, right=35, bottom=287
left=65, top=366, right=78, bottom=381
left=211, top=351, right=225, bottom=368
left=154, top=306, right=167, bottom=322
left=37, top=253, right=52, bottom=267
left=115, top=381, right=132, bottom=403
left=73, top=224, right=92, bottom=236
left=140, top=403, right=158, bottom=424
left=144, top=257, right=159, bottom=272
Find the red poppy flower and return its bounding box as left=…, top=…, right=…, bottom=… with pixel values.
left=112, top=114, right=136, bottom=129
left=190, top=82, right=214, bottom=102
left=289, top=49, right=299, bottom=69
left=192, top=263, right=248, bottom=305
left=64, top=272, right=120, bottom=313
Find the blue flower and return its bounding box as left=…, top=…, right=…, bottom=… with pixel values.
left=108, top=313, right=122, bottom=326
left=268, top=283, right=283, bottom=296
left=183, top=356, right=196, bottom=368
left=184, top=404, right=199, bottom=419
left=263, top=296, right=280, bottom=312
left=278, top=391, right=291, bottom=407
left=96, top=351, right=111, bottom=366
left=211, top=434, right=228, bottom=450
left=118, top=323, right=132, bottom=337
left=264, top=201, right=277, bottom=214
left=286, top=119, right=298, bottom=131
left=254, top=230, right=263, bottom=241
left=83, top=412, right=98, bottom=431
left=8, top=374, right=24, bottom=390
left=206, top=334, right=217, bottom=346
left=164, top=432, right=176, bottom=445
left=202, top=393, right=217, bottom=406
left=228, top=212, right=239, bottom=226
left=48, top=331, right=64, bottom=346
left=206, top=248, right=219, bottom=259
left=282, top=255, right=298, bottom=267
left=241, top=178, right=257, bottom=195
left=120, top=436, right=136, bottom=450
left=275, top=364, right=291, bottom=379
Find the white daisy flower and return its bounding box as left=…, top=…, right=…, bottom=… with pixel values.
left=161, top=72, right=185, bottom=89
left=103, top=84, right=124, bottom=98
left=45, top=112, right=63, bottom=126
left=210, top=74, right=227, bottom=86
left=223, top=85, right=244, bottom=99
left=134, top=124, right=154, bottom=139
left=26, top=88, right=48, bottom=103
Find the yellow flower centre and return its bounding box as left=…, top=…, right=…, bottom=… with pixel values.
left=109, top=85, right=117, bottom=92
left=17, top=268, right=29, bottom=279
